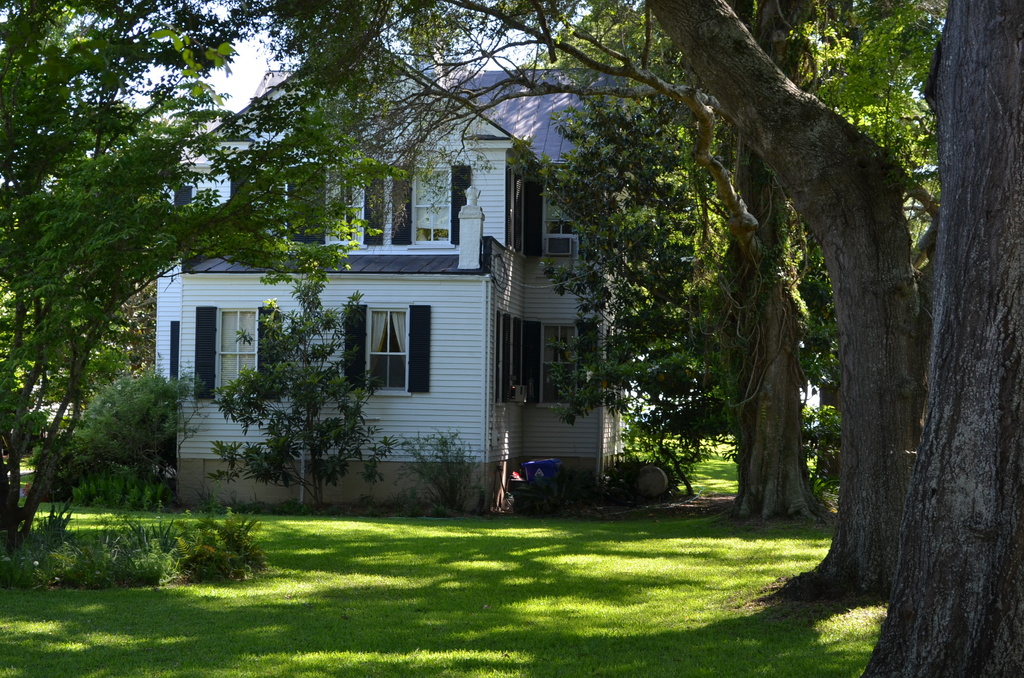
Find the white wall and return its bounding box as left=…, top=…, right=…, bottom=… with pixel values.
left=177, top=272, right=491, bottom=462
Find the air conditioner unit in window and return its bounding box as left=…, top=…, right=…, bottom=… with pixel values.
left=510, top=384, right=528, bottom=402
left=545, top=235, right=577, bottom=257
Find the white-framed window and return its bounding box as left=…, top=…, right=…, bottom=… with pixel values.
left=220, top=309, right=257, bottom=385
left=414, top=170, right=450, bottom=243
left=542, top=324, right=575, bottom=402
left=327, top=187, right=365, bottom=245
left=370, top=309, right=407, bottom=389
left=544, top=198, right=576, bottom=256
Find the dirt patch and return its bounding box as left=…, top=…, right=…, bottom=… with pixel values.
left=565, top=494, right=736, bottom=521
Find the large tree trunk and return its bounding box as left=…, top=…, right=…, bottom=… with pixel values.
left=862, top=2, right=1024, bottom=674
left=650, top=0, right=930, bottom=594
left=730, top=150, right=820, bottom=520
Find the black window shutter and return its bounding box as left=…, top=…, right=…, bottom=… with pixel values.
left=345, top=304, right=368, bottom=380
left=511, top=317, right=522, bottom=392
left=169, top=321, right=180, bottom=379
left=514, top=175, right=525, bottom=251
left=364, top=180, right=385, bottom=245
left=501, top=313, right=512, bottom=402
left=505, top=168, right=514, bottom=247
left=522, top=320, right=542, bottom=403
left=392, top=179, right=413, bottom=245
left=230, top=176, right=244, bottom=198
left=450, top=165, right=472, bottom=246
left=523, top=181, right=544, bottom=256
left=195, top=307, right=218, bottom=398
left=174, top=186, right=193, bottom=206
left=287, top=181, right=326, bottom=245
left=495, top=312, right=502, bottom=402
left=408, top=305, right=431, bottom=392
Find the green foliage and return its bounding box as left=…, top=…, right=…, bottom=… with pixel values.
left=0, top=0, right=389, bottom=548
left=213, top=277, right=396, bottom=506
left=70, top=472, right=173, bottom=511
left=604, top=455, right=685, bottom=503
left=539, top=98, right=731, bottom=449
left=50, top=371, right=192, bottom=500
left=813, top=0, right=941, bottom=187
left=0, top=509, right=180, bottom=589
left=398, top=431, right=479, bottom=512
left=802, top=405, right=842, bottom=481
left=175, top=512, right=266, bottom=582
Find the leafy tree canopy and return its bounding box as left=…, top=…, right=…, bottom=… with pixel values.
left=0, top=0, right=388, bottom=547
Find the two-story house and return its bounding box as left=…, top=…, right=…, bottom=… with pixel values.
left=156, top=72, right=621, bottom=507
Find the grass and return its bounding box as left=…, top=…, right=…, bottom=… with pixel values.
left=690, top=455, right=739, bottom=496
left=0, top=509, right=883, bottom=677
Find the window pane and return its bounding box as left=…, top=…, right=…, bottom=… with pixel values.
left=370, top=355, right=387, bottom=382
left=388, top=355, right=405, bottom=389
left=371, top=311, right=388, bottom=352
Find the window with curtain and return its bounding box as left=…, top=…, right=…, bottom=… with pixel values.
left=220, top=310, right=257, bottom=385
left=370, top=309, right=407, bottom=389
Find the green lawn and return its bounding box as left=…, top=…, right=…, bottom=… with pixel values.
left=690, top=456, right=739, bottom=495
left=0, top=511, right=882, bottom=677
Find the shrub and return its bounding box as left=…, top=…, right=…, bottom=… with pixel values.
left=212, top=279, right=395, bottom=507
left=603, top=455, right=685, bottom=504
left=51, top=371, right=198, bottom=500
left=175, top=512, right=266, bottom=582
left=0, top=509, right=180, bottom=589
left=71, top=471, right=173, bottom=511
left=0, top=508, right=266, bottom=589
left=399, top=431, right=480, bottom=512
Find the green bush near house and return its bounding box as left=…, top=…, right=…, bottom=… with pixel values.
left=398, top=431, right=481, bottom=512
left=71, top=471, right=174, bottom=511
left=49, top=371, right=196, bottom=502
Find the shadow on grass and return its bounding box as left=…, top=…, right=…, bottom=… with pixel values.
left=0, top=516, right=877, bottom=678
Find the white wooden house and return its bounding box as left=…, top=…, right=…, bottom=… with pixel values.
left=156, top=73, right=621, bottom=507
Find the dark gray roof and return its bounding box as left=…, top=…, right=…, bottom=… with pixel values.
left=237, top=69, right=579, bottom=160
left=188, top=254, right=480, bottom=275
left=471, top=71, right=579, bottom=161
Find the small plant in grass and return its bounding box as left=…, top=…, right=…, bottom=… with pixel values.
left=175, top=511, right=266, bottom=582
left=398, top=431, right=479, bottom=512
left=0, top=507, right=267, bottom=588
left=0, top=508, right=181, bottom=589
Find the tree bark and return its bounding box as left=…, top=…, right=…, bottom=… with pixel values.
left=649, top=0, right=930, bottom=594
left=730, top=150, right=820, bottom=520
left=863, top=2, right=1024, bottom=674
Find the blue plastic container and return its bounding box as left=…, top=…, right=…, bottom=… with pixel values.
left=521, top=458, right=562, bottom=483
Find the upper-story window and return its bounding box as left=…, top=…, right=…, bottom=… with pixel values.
left=542, top=324, right=575, bottom=402
left=220, top=309, right=257, bottom=385
left=414, top=170, right=450, bottom=244
left=326, top=187, right=365, bottom=245
left=544, top=199, right=576, bottom=256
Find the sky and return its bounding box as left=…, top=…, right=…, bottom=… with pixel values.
left=205, top=37, right=277, bottom=112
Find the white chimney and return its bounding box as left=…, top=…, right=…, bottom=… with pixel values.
left=458, top=186, right=484, bottom=270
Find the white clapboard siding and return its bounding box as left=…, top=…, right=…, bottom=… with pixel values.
left=523, top=405, right=601, bottom=460
left=177, top=273, right=491, bottom=462
left=154, top=267, right=182, bottom=378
